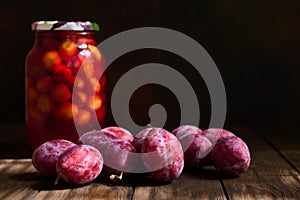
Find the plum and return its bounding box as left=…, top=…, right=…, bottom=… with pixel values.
left=178, top=133, right=212, bottom=168
left=78, top=130, right=136, bottom=179
left=141, top=128, right=184, bottom=182
left=56, top=144, right=103, bottom=184
left=32, top=139, right=76, bottom=176
left=53, top=65, right=73, bottom=83
left=53, top=103, right=78, bottom=121
left=210, top=136, right=251, bottom=176
left=100, top=139, right=137, bottom=179
left=59, top=40, right=78, bottom=61
left=87, top=94, right=102, bottom=110
left=42, top=50, right=61, bottom=71
left=131, top=127, right=154, bottom=152
left=101, top=126, right=134, bottom=143
left=36, top=76, right=55, bottom=93
left=172, top=125, right=202, bottom=138
left=50, top=83, right=71, bottom=104
left=201, top=128, right=236, bottom=145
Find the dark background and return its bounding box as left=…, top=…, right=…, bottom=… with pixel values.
left=0, top=0, right=299, bottom=130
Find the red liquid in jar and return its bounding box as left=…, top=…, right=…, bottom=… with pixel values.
left=25, top=24, right=106, bottom=150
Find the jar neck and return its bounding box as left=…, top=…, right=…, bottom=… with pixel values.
left=33, top=31, right=97, bottom=47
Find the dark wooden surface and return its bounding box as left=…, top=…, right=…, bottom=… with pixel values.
left=0, top=123, right=299, bottom=200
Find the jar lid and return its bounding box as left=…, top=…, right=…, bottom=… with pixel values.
left=31, top=21, right=99, bottom=31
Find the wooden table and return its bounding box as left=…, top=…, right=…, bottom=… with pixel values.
left=0, top=124, right=299, bottom=199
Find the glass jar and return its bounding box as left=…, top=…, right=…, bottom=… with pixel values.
left=25, top=21, right=106, bottom=150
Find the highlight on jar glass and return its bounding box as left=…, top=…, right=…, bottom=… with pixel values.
left=25, top=21, right=106, bottom=150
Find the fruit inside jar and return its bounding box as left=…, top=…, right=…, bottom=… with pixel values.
left=25, top=21, right=106, bottom=150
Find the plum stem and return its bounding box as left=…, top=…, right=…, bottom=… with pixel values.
left=54, top=172, right=62, bottom=185
left=109, top=171, right=123, bottom=181
left=147, top=124, right=155, bottom=128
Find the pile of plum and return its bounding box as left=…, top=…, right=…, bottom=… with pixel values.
left=32, top=125, right=251, bottom=185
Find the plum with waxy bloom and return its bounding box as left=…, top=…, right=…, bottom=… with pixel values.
left=141, top=128, right=184, bottom=182
left=32, top=139, right=76, bottom=176
left=201, top=128, right=236, bottom=145
left=210, top=136, right=251, bottom=176
left=56, top=144, right=103, bottom=184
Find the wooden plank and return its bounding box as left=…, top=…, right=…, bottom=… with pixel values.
left=0, top=159, right=134, bottom=200
left=13, top=163, right=134, bottom=199
left=133, top=166, right=226, bottom=200
left=85, top=183, right=134, bottom=200
left=255, top=125, right=300, bottom=172
left=220, top=126, right=300, bottom=200
left=0, top=159, right=39, bottom=200
left=32, top=164, right=135, bottom=200
left=34, top=180, right=134, bottom=200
